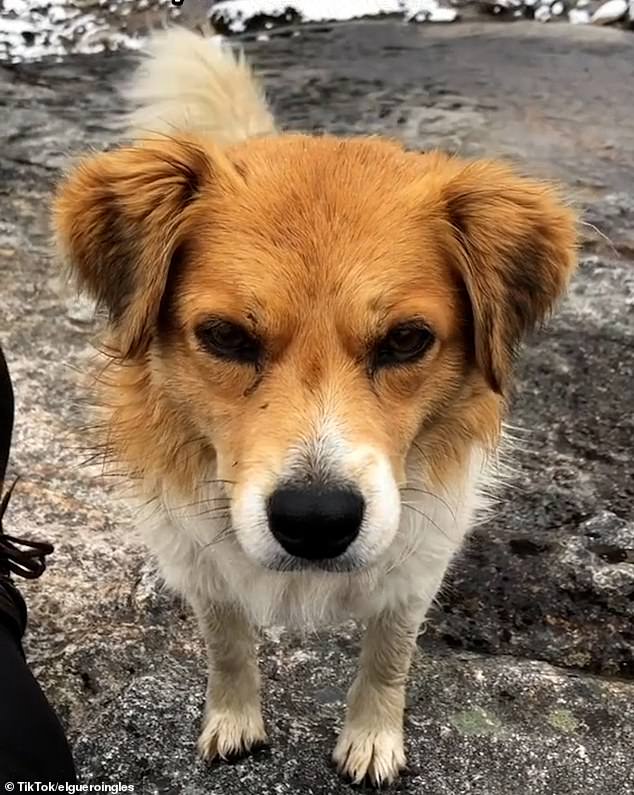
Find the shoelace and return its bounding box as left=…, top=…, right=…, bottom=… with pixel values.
left=0, top=477, right=54, bottom=579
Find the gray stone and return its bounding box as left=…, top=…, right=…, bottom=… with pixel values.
left=73, top=636, right=634, bottom=794
left=1, top=18, right=633, bottom=792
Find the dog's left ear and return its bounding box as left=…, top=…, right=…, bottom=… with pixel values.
left=437, top=159, right=578, bottom=394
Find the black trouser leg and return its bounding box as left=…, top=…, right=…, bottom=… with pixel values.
left=0, top=620, right=77, bottom=783
left=0, top=343, right=77, bottom=783
left=0, top=342, right=13, bottom=491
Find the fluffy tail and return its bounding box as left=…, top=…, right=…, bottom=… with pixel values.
left=125, top=28, right=276, bottom=146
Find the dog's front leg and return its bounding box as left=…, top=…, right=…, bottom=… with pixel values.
left=333, top=603, right=424, bottom=786
left=194, top=600, right=267, bottom=761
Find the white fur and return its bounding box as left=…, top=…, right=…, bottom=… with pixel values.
left=135, top=445, right=491, bottom=630
left=333, top=724, right=406, bottom=786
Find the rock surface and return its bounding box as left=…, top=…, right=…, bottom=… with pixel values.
left=1, top=19, right=633, bottom=793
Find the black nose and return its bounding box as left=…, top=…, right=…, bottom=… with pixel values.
left=266, top=484, right=365, bottom=560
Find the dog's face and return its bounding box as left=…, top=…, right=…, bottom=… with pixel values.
left=55, top=135, right=576, bottom=572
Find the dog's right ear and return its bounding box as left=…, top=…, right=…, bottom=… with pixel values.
left=54, top=137, right=234, bottom=358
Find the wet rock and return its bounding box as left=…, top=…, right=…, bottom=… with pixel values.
left=564, top=512, right=634, bottom=596
left=583, top=192, right=634, bottom=253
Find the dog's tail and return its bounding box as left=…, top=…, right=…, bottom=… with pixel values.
left=125, top=27, right=276, bottom=146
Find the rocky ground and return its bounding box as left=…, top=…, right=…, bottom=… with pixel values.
left=1, top=18, right=633, bottom=795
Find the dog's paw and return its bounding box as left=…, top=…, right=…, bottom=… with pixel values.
left=333, top=725, right=405, bottom=786
left=198, top=709, right=268, bottom=762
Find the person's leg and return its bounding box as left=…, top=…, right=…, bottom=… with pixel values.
left=0, top=341, right=13, bottom=492
left=0, top=620, right=77, bottom=782
left=0, top=343, right=77, bottom=783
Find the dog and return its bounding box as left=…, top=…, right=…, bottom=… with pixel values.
left=53, top=28, right=577, bottom=786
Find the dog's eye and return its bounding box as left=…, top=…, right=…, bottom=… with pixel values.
left=375, top=324, right=434, bottom=367
left=196, top=319, right=260, bottom=364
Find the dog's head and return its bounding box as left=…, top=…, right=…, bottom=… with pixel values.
left=54, top=135, right=576, bottom=572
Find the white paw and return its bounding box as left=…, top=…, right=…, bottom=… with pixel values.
left=198, top=708, right=268, bottom=762
left=333, top=725, right=406, bottom=786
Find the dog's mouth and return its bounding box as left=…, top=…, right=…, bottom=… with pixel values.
left=261, top=551, right=368, bottom=575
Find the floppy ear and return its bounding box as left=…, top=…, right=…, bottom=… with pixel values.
left=439, top=159, right=578, bottom=394
left=53, top=137, right=231, bottom=358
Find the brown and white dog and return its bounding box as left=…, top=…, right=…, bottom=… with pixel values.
left=53, top=29, right=577, bottom=786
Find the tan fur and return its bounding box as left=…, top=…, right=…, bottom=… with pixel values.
left=53, top=29, right=577, bottom=786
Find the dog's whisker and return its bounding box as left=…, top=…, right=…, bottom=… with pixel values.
left=195, top=525, right=238, bottom=558
left=171, top=495, right=231, bottom=511
left=400, top=502, right=454, bottom=543
left=179, top=507, right=232, bottom=521
left=399, top=485, right=456, bottom=521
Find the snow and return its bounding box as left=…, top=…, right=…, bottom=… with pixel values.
left=407, top=1, right=460, bottom=21
left=3, top=0, right=28, bottom=12
left=425, top=7, right=459, bottom=21
left=210, top=0, right=460, bottom=32
left=590, top=0, right=628, bottom=23
left=479, top=0, right=622, bottom=25
left=211, top=0, right=401, bottom=32
left=569, top=7, right=591, bottom=21
left=0, top=0, right=178, bottom=62
left=534, top=3, right=552, bottom=20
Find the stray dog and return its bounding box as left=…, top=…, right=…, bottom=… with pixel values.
left=53, top=28, right=577, bottom=785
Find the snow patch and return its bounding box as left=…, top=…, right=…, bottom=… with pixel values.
left=569, top=7, right=591, bottom=21
left=0, top=0, right=179, bottom=63
left=210, top=0, right=459, bottom=32
left=591, top=0, right=628, bottom=23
